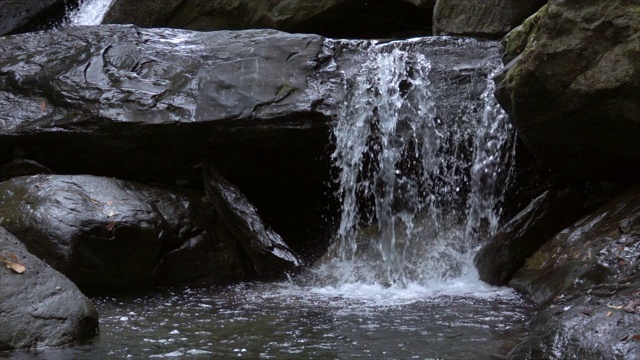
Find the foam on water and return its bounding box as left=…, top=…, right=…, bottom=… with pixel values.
left=304, top=37, right=515, bottom=295
left=66, top=0, right=115, bottom=26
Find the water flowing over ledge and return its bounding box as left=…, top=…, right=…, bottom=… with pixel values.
left=66, top=0, right=115, bottom=26
left=303, top=36, right=516, bottom=290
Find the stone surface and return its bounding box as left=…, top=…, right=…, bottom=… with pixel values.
left=0, top=174, right=246, bottom=291
left=0, top=0, right=78, bottom=36
left=508, top=184, right=640, bottom=359
left=0, top=25, right=339, bottom=260
left=0, top=226, right=98, bottom=350
left=204, top=165, right=301, bottom=278
left=103, top=0, right=433, bottom=39
left=432, top=0, right=545, bottom=38
left=475, top=185, right=596, bottom=286
left=496, top=0, right=640, bottom=181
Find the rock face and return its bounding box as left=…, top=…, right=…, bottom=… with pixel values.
left=204, top=166, right=301, bottom=277
left=432, top=0, right=545, bottom=38
left=0, top=25, right=338, bottom=259
left=0, top=226, right=98, bottom=350
left=103, top=0, right=433, bottom=39
left=475, top=186, right=596, bottom=286
left=496, top=0, right=640, bottom=181
left=0, top=0, right=78, bottom=36
left=508, top=184, right=640, bottom=359
left=0, top=174, right=246, bottom=291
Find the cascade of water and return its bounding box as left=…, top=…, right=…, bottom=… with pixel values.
left=65, top=0, right=115, bottom=26
left=309, top=38, right=515, bottom=288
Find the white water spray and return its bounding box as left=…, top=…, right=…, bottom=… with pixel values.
left=66, top=0, right=115, bottom=26
left=304, top=38, right=515, bottom=290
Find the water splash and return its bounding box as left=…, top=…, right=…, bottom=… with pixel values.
left=66, top=0, right=116, bottom=26
left=306, top=38, right=515, bottom=288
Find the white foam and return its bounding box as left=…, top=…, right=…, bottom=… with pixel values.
left=67, top=0, right=116, bottom=26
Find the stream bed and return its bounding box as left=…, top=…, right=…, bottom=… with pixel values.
left=3, top=280, right=531, bottom=359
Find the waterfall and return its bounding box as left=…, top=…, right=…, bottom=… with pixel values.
left=305, top=37, right=515, bottom=288
left=65, top=0, right=115, bottom=26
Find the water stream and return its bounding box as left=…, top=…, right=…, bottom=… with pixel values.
left=2, top=4, right=531, bottom=358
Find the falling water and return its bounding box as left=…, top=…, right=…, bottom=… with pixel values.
left=65, top=0, right=115, bottom=26
left=306, top=37, right=515, bottom=288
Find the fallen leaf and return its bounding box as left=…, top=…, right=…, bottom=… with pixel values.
left=5, top=261, right=26, bottom=274
left=107, top=210, right=116, bottom=217
left=40, top=100, right=46, bottom=111
left=606, top=311, right=613, bottom=317
left=633, top=334, right=640, bottom=341
left=607, top=304, right=624, bottom=310
left=7, top=252, right=18, bottom=262
left=107, top=200, right=113, bottom=206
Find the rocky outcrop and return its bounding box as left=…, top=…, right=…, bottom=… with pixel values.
left=0, top=25, right=339, bottom=260
left=432, top=0, right=545, bottom=38
left=507, top=184, right=640, bottom=358
left=0, top=226, right=98, bottom=350
left=0, top=174, right=247, bottom=291
left=0, top=0, right=71, bottom=36
left=475, top=185, right=598, bottom=286
left=204, top=165, right=301, bottom=277
left=496, top=0, right=640, bottom=181
left=103, top=0, right=433, bottom=39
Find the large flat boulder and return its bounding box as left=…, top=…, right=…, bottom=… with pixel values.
left=496, top=0, right=640, bottom=181
left=0, top=226, right=98, bottom=350
left=0, top=174, right=247, bottom=291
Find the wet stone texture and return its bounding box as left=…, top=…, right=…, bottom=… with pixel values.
left=0, top=226, right=99, bottom=350
left=0, top=174, right=247, bottom=292
left=508, top=184, right=640, bottom=359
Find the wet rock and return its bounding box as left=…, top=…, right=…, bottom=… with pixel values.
left=0, top=226, right=98, bottom=350
left=433, top=0, right=545, bottom=38
left=509, top=184, right=640, bottom=305
left=103, top=0, right=433, bottom=39
left=0, top=25, right=339, bottom=260
left=204, top=165, right=301, bottom=278
left=501, top=4, right=546, bottom=64
left=496, top=0, right=640, bottom=181
left=1, top=158, right=52, bottom=181
left=0, top=174, right=246, bottom=291
left=509, top=285, right=640, bottom=360
left=507, top=184, right=640, bottom=358
left=0, top=0, right=78, bottom=36
left=475, top=185, right=595, bottom=286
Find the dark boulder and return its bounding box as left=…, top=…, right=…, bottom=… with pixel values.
left=432, top=0, right=546, bottom=38
left=475, top=185, right=596, bottom=286
left=508, top=184, right=640, bottom=359
left=496, top=0, right=640, bottom=181
left=204, top=165, right=301, bottom=278
left=0, top=174, right=246, bottom=291
left=0, top=25, right=339, bottom=260
left=102, top=0, right=433, bottom=39
left=0, top=226, right=98, bottom=350
left=0, top=0, right=79, bottom=36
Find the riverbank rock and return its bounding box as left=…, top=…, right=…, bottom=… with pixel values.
left=103, top=0, right=433, bottom=39
left=475, top=185, right=597, bottom=286
left=0, top=174, right=247, bottom=291
left=0, top=0, right=78, bottom=36
left=496, top=0, right=640, bottom=181
left=507, top=184, right=640, bottom=359
left=0, top=24, right=339, bottom=260
left=204, top=165, right=301, bottom=278
left=0, top=226, right=98, bottom=350
left=432, top=0, right=545, bottom=38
